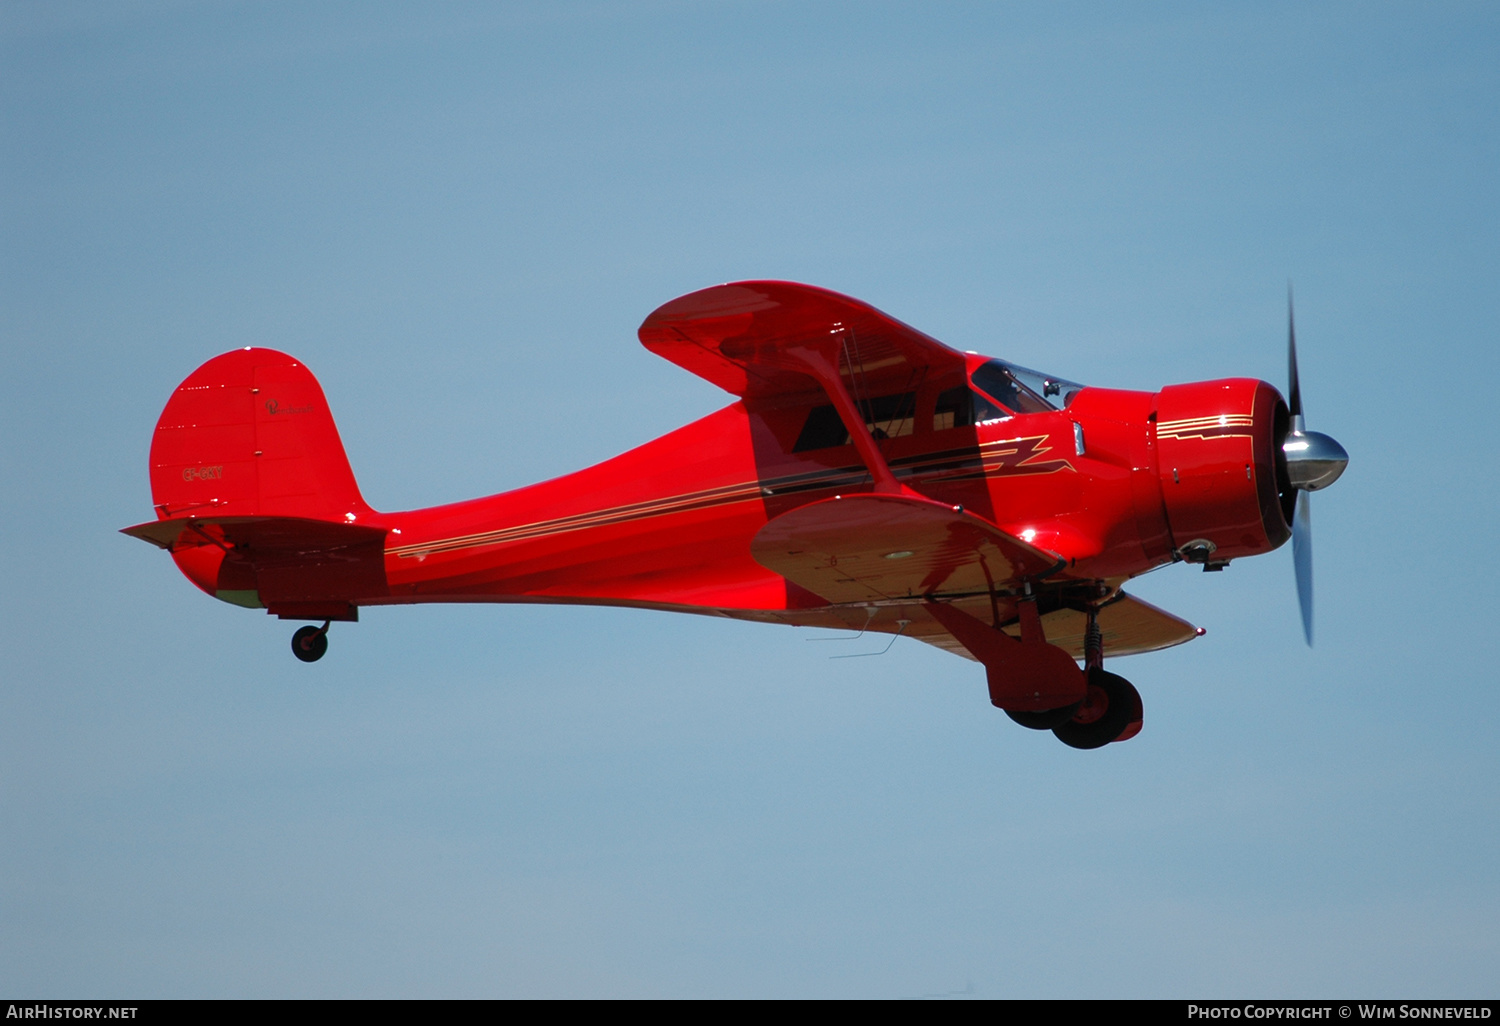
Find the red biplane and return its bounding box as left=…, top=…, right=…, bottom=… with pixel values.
left=124, top=281, right=1348, bottom=749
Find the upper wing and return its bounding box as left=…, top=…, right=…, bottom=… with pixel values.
left=638, top=280, right=967, bottom=400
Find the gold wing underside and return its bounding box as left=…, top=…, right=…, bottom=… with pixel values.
left=730, top=591, right=1196, bottom=662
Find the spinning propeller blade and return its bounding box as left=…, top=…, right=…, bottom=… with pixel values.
left=1293, top=489, right=1313, bottom=645
left=1280, top=288, right=1348, bottom=646
left=1287, top=288, right=1302, bottom=421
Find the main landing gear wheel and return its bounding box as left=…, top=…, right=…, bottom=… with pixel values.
left=1052, top=668, right=1141, bottom=750
left=291, top=622, right=330, bottom=663
left=1006, top=704, right=1082, bottom=730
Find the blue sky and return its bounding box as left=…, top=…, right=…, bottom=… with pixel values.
left=3, top=1, right=1498, bottom=997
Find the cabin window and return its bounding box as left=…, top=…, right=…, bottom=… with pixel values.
left=793, top=392, right=917, bottom=452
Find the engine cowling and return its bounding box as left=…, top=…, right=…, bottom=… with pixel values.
left=1154, top=378, right=1292, bottom=565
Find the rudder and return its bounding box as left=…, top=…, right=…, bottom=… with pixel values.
left=149, top=348, right=374, bottom=522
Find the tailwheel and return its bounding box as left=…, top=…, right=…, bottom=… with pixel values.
left=291, top=622, right=330, bottom=663
left=1052, top=668, right=1141, bottom=749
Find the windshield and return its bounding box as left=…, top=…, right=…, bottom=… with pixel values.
left=971, top=360, right=1084, bottom=413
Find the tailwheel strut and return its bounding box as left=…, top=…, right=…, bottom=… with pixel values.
left=291, top=621, right=331, bottom=663
left=1052, top=603, right=1143, bottom=749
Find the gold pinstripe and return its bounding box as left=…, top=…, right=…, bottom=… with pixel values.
left=1157, top=413, right=1255, bottom=440
left=387, top=481, right=765, bottom=559
left=387, top=435, right=1074, bottom=560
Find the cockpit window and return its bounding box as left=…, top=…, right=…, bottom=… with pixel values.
left=933, top=387, right=1007, bottom=430
left=1006, top=362, right=1084, bottom=408
left=971, top=360, right=1084, bottom=413
left=793, top=392, right=917, bottom=452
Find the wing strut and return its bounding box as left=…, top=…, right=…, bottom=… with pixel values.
left=925, top=600, right=1086, bottom=711
left=639, top=281, right=975, bottom=497
left=791, top=347, right=907, bottom=496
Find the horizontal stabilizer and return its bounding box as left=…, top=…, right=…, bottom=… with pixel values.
left=122, top=515, right=386, bottom=553
left=122, top=515, right=388, bottom=620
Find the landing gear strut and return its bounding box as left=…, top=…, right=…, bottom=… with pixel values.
left=291, top=621, right=330, bottom=663
left=1050, top=604, right=1143, bottom=749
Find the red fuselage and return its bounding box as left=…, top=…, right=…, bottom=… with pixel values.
left=166, top=353, right=1289, bottom=636
left=129, top=280, right=1336, bottom=747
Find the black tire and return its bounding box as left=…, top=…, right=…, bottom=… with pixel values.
left=1006, top=704, right=1082, bottom=730
left=1115, top=680, right=1145, bottom=742
left=1053, top=669, right=1138, bottom=749
left=291, top=625, right=328, bottom=663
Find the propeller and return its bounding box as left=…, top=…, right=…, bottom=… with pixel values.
left=1281, top=288, right=1349, bottom=645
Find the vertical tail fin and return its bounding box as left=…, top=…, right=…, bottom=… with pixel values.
left=128, top=348, right=383, bottom=620
left=148, top=348, right=374, bottom=521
